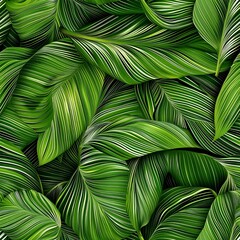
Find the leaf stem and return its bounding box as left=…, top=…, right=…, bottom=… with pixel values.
left=137, top=230, right=145, bottom=240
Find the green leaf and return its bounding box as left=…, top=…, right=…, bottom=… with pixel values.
left=0, top=0, right=11, bottom=46
left=61, top=15, right=230, bottom=84
left=88, top=117, right=199, bottom=160
left=135, top=81, right=187, bottom=127
left=0, top=108, right=37, bottom=150
left=80, top=0, right=118, bottom=4
left=0, top=190, right=61, bottom=240
left=60, top=223, right=79, bottom=240
left=0, top=139, right=42, bottom=201
left=166, top=150, right=227, bottom=191
left=9, top=39, right=104, bottom=165
left=0, top=47, right=34, bottom=113
left=198, top=191, right=240, bottom=239
left=218, top=157, right=240, bottom=189
left=99, top=0, right=142, bottom=15
left=6, top=0, right=60, bottom=48
left=141, top=0, right=195, bottom=29
left=58, top=0, right=106, bottom=31
left=144, top=187, right=215, bottom=240
left=0, top=231, right=9, bottom=240
left=126, top=153, right=167, bottom=231
left=57, top=146, right=133, bottom=240
left=193, top=0, right=240, bottom=75
left=38, top=141, right=79, bottom=201
left=214, top=54, right=240, bottom=139
left=92, top=77, right=144, bottom=124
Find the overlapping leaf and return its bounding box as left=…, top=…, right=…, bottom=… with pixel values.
left=193, top=0, right=240, bottom=75
left=215, top=54, right=240, bottom=139
left=141, top=0, right=195, bottom=29
left=0, top=190, right=61, bottom=240
left=0, top=139, right=41, bottom=201
left=62, top=15, right=230, bottom=84
left=7, top=39, right=104, bottom=165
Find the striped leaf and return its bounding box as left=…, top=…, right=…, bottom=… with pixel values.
left=0, top=190, right=61, bottom=240
left=80, top=0, right=118, bottom=4
left=10, top=39, right=104, bottom=165
left=6, top=0, right=60, bottom=48
left=0, top=0, right=11, bottom=46
left=218, top=157, right=240, bottom=189
left=141, top=0, right=195, bottom=29
left=0, top=139, right=42, bottom=201
left=38, top=141, right=79, bottom=201
left=0, top=108, right=37, bottom=150
left=61, top=15, right=230, bottom=84
left=0, top=231, right=9, bottom=240
left=60, top=223, right=79, bottom=240
left=214, top=54, right=240, bottom=139
left=144, top=187, right=215, bottom=240
left=88, top=117, right=199, bottom=160
left=166, top=150, right=227, bottom=192
left=58, top=0, right=106, bottom=31
left=57, top=146, right=133, bottom=240
left=126, top=153, right=167, bottom=232
left=155, top=80, right=240, bottom=157
left=99, top=0, right=142, bottom=15
left=0, top=47, right=34, bottom=113
left=198, top=191, right=240, bottom=239
left=193, top=0, right=240, bottom=75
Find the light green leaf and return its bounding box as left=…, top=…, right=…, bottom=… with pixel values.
left=62, top=15, right=229, bottom=84
left=80, top=0, right=118, bottom=4
left=0, top=0, right=11, bottom=46
left=9, top=39, right=104, bottom=165
left=126, top=153, right=167, bottom=231
left=0, top=139, right=42, bottom=201
left=144, top=187, right=215, bottom=240
left=88, top=117, right=199, bottom=160
left=0, top=190, right=61, bottom=240
left=141, top=0, right=195, bottom=29
left=193, top=0, right=240, bottom=75
left=57, top=146, right=133, bottom=240
left=198, top=191, right=240, bottom=240
left=214, top=54, right=240, bottom=139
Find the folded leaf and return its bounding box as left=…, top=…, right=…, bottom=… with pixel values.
left=0, top=190, right=61, bottom=240
left=9, top=39, right=104, bottom=165
left=144, top=187, right=215, bottom=240
left=62, top=15, right=229, bottom=84
left=57, top=146, right=133, bottom=240
left=198, top=191, right=240, bottom=239
left=193, top=0, right=240, bottom=75
left=126, top=153, right=167, bottom=231
left=214, top=54, right=240, bottom=139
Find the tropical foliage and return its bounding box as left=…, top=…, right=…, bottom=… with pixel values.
left=0, top=0, right=240, bottom=239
